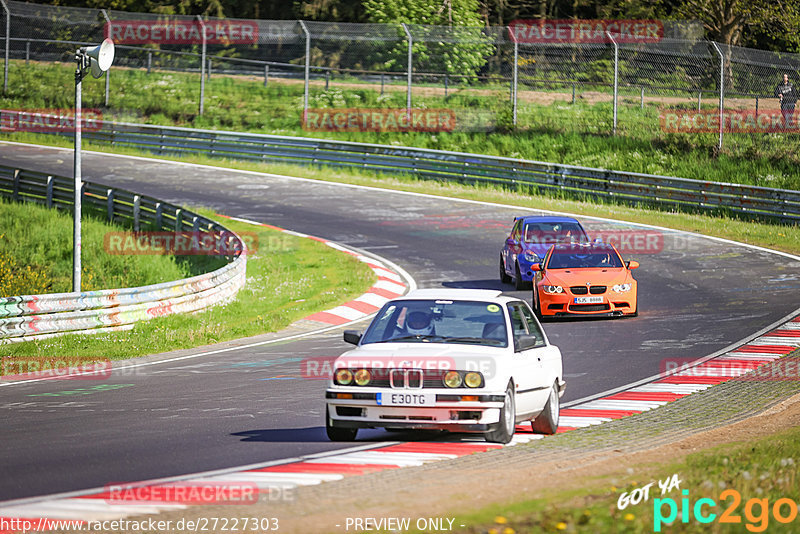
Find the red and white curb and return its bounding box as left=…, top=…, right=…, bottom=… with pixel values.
left=217, top=215, right=409, bottom=326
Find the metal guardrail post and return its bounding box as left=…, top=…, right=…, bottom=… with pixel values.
left=1, top=0, right=9, bottom=95
left=512, top=33, right=519, bottom=126
left=101, top=10, right=110, bottom=107
left=106, top=189, right=114, bottom=221
left=298, top=21, right=310, bottom=114
left=711, top=41, right=724, bottom=150
left=46, top=176, right=53, bottom=207
left=401, top=23, right=412, bottom=113
left=133, top=194, right=141, bottom=231
left=607, top=31, right=618, bottom=135
left=197, top=15, right=206, bottom=116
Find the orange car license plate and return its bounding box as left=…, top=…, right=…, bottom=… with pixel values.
left=574, top=296, right=603, bottom=304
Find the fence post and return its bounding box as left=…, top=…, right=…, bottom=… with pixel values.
left=325, top=69, right=329, bottom=90
left=401, top=23, right=412, bottom=113
left=444, top=73, right=448, bottom=98
left=298, top=20, right=310, bottom=114
left=640, top=87, right=644, bottom=110
left=46, top=176, right=53, bottom=208
left=207, top=57, right=212, bottom=80
left=264, top=63, right=268, bottom=87
left=512, top=35, right=519, bottom=126
left=25, top=41, right=29, bottom=64
left=380, top=73, right=384, bottom=95
left=607, top=31, right=618, bottom=135
left=197, top=15, right=206, bottom=116
left=147, top=51, right=152, bottom=74
left=698, top=91, right=702, bottom=110
left=101, top=10, right=111, bottom=107
left=2, top=0, right=9, bottom=95
left=133, top=195, right=141, bottom=231
left=711, top=41, right=724, bottom=150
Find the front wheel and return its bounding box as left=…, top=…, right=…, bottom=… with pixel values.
left=531, top=382, right=559, bottom=435
left=326, top=406, right=358, bottom=441
left=485, top=383, right=516, bottom=444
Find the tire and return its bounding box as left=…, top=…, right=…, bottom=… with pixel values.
left=325, top=406, right=358, bottom=441
left=499, top=256, right=512, bottom=284
left=533, top=287, right=543, bottom=319
left=531, top=382, right=559, bottom=435
left=514, top=263, right=527, bottom=291
left=485, top=383, right=516, bottom=444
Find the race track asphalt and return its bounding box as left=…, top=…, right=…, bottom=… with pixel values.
left=1, top=144, right=798, bottom=501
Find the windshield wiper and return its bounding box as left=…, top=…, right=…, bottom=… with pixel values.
left=375, top=334, right=444, bottom=343
left=442, top=337, right=503, bottom=345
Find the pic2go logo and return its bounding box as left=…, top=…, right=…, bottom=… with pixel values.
left=654, top=490, right=799, bottom=532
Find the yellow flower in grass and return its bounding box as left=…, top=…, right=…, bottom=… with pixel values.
left=494, top=516, right=508, bottom=525
left=556, top=522, right=568, bottom=530
left=502, top=528, right=515, bottom=534
left=624, top=513, right=635, bottom=521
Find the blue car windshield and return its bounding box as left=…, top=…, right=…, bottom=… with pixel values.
left=360, top=300, right=508, bottom=347
left=523, top=222, right=587, bottom=244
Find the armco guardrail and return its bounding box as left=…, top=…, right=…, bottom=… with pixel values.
left=0, top=164, right=246, bottom=342
left=55, top=120, right=800, bottom=223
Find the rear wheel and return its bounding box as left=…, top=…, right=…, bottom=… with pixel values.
left=326, top=406, right=358, bottom=441
left=499, top=256, right=511, bottom=284
left=485, top=383, right=515, bottom=444
left=531, top=382, right=559, bottom=435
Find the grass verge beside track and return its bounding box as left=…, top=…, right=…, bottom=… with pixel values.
left=0, top=208, right=376, bottom=364
left=2, top=60, right=799, bottom=190
left=0, top=197, right=197, bottom=295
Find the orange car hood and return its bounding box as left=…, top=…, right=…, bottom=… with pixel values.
left=544, top=268, right=633, bottom=286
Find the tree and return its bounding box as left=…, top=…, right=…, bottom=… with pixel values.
left=363, top=0, right=495, bottom=80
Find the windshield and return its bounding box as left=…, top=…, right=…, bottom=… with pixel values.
left=547, top=248, right=623, bottom=269
left=523, top=221, right=587, bottom=244
left=360, top=300, right=508, bottom=347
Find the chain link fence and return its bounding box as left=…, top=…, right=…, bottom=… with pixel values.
left=3, top=0, right=800, bottom=146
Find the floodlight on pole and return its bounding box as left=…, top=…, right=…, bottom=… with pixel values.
left=73, top=38, right=114, bottom=293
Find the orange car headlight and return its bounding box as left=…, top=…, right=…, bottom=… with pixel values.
left=543, top=285, right=563, bottom=294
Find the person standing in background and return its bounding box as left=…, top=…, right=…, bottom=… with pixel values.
left=775, top=73, right=796, bottom=129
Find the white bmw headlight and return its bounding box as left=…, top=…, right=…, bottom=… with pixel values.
left=543, top=285, right=563, bottom=294
left=612, top=283, right=632, bottom=292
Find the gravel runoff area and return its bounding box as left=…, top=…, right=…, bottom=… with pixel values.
left=53, top=349, right=800, bottom=534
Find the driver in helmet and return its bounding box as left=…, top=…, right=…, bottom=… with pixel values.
left=392, top=309, right=435, bottom=338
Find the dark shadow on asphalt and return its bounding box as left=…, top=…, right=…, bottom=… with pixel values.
left=232, top=427, right=479, bottom=443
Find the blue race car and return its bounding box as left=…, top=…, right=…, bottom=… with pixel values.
left=500, top=216, right=590, bottom=290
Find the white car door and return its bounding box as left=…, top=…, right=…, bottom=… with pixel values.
left=506, top=303, right=548, bottom=419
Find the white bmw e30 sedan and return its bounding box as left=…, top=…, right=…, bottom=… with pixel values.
left=325, top=288, right=565, bottom=444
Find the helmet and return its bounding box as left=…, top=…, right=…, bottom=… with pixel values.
left=406, top=310, right=434, bottom=336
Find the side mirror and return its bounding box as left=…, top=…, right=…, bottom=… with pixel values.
left=627, top=260, right=640, bottom=270
left=531, top=263, right=542, bottom=272
left=343, top=330, right=362, bottom=345
left=514, top=335, right=540, bottom=352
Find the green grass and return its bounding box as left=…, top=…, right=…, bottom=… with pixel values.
left=0, top=206, right=376, bottom=364
left=0, top=198, right=196, bottom=295
left=2, top=60, right=800, bottom=190
left=450, top=423, right=800, bottom=533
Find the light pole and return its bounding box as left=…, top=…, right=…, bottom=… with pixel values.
left=73, top=38, right=114, bottom=292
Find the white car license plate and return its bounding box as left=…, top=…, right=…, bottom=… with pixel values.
left=377, top=392, right=436, bottom=406
left=574, top=296, right=603, bottom=304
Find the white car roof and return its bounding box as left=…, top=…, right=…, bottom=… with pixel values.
left=398, top=288, right=506, bottom=301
